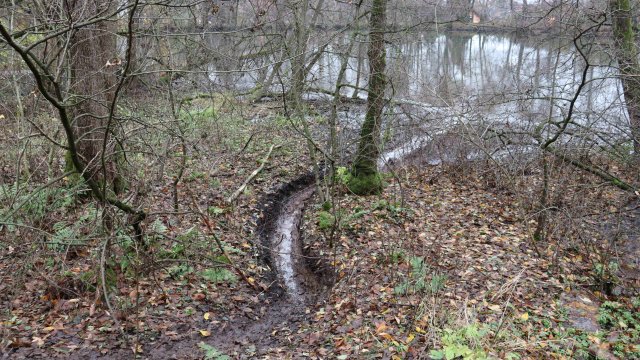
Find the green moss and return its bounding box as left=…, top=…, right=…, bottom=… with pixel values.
left=317, top=211, right=335, bottom=230
left=347, top=172, right=383, bottom=195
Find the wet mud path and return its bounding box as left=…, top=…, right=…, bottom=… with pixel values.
left=269, top=185, right=317, bottom=302
left=140, top=176, right=329, bottom=359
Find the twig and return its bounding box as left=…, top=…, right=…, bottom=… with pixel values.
left=236, top=132, right=256, bottom=158
left=227, top=143, right=281, bottom=203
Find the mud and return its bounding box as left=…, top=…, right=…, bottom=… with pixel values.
left=255, top=173, right=330, bottom=302
left=271, top=185, right=317, bottom=301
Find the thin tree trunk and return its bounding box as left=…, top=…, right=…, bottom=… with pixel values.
left=329, top=3, right=361, bottom=170
left=352, top=40, right=365, bottom=99
left=290, top=0, right=326, bottom=202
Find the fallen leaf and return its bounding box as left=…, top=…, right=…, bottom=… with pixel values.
left=199, top=330, right=211, bottom=337
left=406, top=333, right=415, bottom=343
left=32, top=337, right=44, bottom=347
left=9, top=338, right=31, bottom=348
left=378, top=332, right=395, bottom=341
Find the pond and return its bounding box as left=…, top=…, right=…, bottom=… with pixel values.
left=200, top=31, right=629, bottom=157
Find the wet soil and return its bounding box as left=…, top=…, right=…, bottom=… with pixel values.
left=255, top=173, right=332, bottom=303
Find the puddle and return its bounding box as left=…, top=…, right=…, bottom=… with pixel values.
left=271, top=185, right=316, bottom=302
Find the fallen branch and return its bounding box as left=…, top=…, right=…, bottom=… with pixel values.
left=227, top=143, right=281, bottom=203
left=545, top=146, right=637, bottom=192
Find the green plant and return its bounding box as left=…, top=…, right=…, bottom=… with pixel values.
left=198, top=342, right=230, bottom=360
left=144, top=218, right=168, bottom=248
left=49, top=222, right=77, bottom=251
left=179, top=106, right=217, bottom=133
left=159, top=243, right=186, bottom=260
left=272, top=115, right=290, bottom=127
left=373, top=200, right=411, bottom=223
left=48, top=204, right=100, bottom=251
left=592, top=261, right=620, bottom=294
left=200, top=268, right=237, bottom=284
left=343, top=208, right=370, bottom=223
left=209, top=178, right=221, bottom=188
left=372, top=199, right=389, bottom=210
left=394, top=256, right=447, bottom=296
left=317, top=207, right=369, bottom=231
left=215, top=238, right=244, bottom=255
left=207, top=206, right=225, bottom=216
left=336, top=166, right=351, bottom=185
left=1, top=183, right=81, bottom=225
left=168, top=264, right=194, bottom=278
left=430, top=323, right=489, bottom=360
left=150, top=218, right=168, bottom=234
left=178, top=226, right=201, bottom=242
left=317, top=210, right=335, bottom=230
left=597, top=300, right=640, bottom=358
left=430, top=273, right=448, bottom=294
left=186, top=171, right=206, bottom=182
left=395, top=257, right=423, bottom=295
left=389, top=250, right=405, bottom=264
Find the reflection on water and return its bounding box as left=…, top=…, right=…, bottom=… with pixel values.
left=210, top=32, right=623, bottom=116
left=200, top=31, right=628, bottom=148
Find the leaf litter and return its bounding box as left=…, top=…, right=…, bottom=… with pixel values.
left=1, top=100, right=638, bottom=359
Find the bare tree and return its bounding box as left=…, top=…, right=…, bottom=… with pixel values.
left=0, top=0, right=145, bottom=233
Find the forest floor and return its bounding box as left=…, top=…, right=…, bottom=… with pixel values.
left=1, top=98, right=639, bottom=359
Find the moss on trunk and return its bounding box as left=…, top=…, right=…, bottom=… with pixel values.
left=350, top=0, right=387, bottom=195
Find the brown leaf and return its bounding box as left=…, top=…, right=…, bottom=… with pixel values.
left=9, top=338, right=31, bottom=348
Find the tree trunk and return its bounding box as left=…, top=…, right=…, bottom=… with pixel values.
left=68, top=0, right=119, bottom=189
left=349, top=0, right=387, bottom=195
left=610, top=0, right=640, bottom=153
